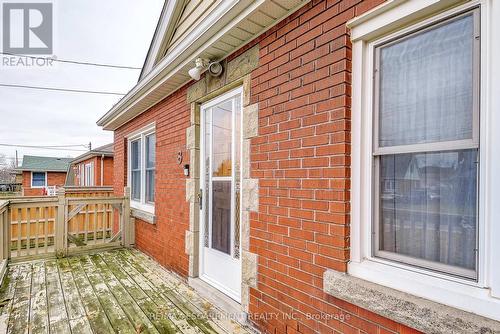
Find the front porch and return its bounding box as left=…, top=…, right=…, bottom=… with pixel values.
left=0, top=248, right=254, bottom=334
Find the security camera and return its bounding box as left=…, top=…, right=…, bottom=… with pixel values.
left=207, top=61, right=223, bottom=77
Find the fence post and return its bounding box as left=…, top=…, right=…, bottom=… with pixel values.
left=121, top=187, right=133, bottom=248
left=55, top=188, right=66, bottom=257
left=0, top=205, right=5, bottom=261
left=6, top=205, right=11, bottom=260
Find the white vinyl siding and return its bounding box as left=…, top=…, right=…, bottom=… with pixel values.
left=165, top=0, right=220, bottom=55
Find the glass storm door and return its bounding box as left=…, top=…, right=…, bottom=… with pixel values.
left=200, top=88, right=242, bottom=302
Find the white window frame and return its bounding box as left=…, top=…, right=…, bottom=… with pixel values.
left=348, top=0, right=500, bottom=321
left=84, top=162, right=94, bottom=186
left=31, top=171, right=47, bottom=188
left=79, top=164, right=85, bottom=186
left=127, top=123, right=155, bottom=214
left=372, top=8, right=480, bottom=280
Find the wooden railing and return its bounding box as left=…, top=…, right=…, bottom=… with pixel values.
left=63, top=186, right=114, bottom=198
left=0, top=188, right=132, bottom=262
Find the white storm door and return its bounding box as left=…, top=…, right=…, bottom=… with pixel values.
left=200, top=87, right=242, bottom=302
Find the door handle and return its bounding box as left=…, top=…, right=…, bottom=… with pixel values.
left=197, top=189, right=203, bottom=210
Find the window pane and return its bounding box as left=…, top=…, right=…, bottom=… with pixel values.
left=212, top=100, right=232, bottom=177
left=131, top=171, right=141, bottom=200
left=131, top=140, right=141, bottom=170
left=378, top=14, right=474, bottom=147
left=212, top=180, right=231, bottom=254
left=146, top=170, right=154, bottom=203
left=146, top=134, right=155, bottom=169
left=145, top=134, right=155, bottom=203
left=379, top=150, right=477, bottom=272
left=85, top=164, right=93, bottom=186
left=32, top=172, right=45, bottom=187
left=130, top=139, right=141, bottom=201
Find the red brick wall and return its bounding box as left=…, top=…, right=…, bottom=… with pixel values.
left=75, top=156, right=114, bottom=186
left=245, top=0, right=420, bottom=333
left=22, top=171, right=67, bottom=196
left=103, top=156, right=114, bottom=186
left=113, top=87, right=191, bottom=277
left=112, top=0, right=423, bottom=332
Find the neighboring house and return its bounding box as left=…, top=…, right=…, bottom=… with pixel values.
left=97, top=1, right=500, bottom=333
left=16, top=156, right=72, bottom=196
left=66, top=143, right=114, bottom=187
left=11, top=170, right=22, bottom=185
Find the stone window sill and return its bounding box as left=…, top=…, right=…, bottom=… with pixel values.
left=323, top=269, right=500, bottom=334
left=131, top=208, right=156, bottom=225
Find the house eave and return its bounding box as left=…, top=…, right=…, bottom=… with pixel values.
left=16, top=169, right=68, bottom=173
left=97, top=0, right=310, bottom=131
left=139, top=0, right=186, bottom=81
left=70, top=152, right=114, bottom=165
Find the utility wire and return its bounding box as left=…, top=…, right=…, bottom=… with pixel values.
left=0, top=83, right=126, bottom=96
left=0, top=52, right=141, bottom=70
left=0, top=143, right=89, bottom=152
left=0, top=143, right=88, bottom=148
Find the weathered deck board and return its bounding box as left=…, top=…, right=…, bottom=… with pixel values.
left=102, top=251, right=201, bottom=334
left=66, top=256, right=115, bottom=334
left=73, top=256, right=136, bottom=334
left=88, top=254, right=160, bottom=334
left=7, top=263, right=32, bottom=334
left=94, top=253, right=179, bottom=334
left=0, top=249, right=256, bottom=334
left=56, top=259, right=93, bottom=334
left=45, top=260, right=72, bottom=333
left=28, top=262, right=48, bottom=334
left=114, top=251, right=224, bottom=334
left=127, top=249, right=247, bottom=334
left=0, top=266, right=20, bottom=333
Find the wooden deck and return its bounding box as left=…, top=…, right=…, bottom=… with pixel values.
left=0, top=249, right=255, bottom=334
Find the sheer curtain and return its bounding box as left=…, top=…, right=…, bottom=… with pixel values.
left=379, top=14, right=474, bottom=147
left=376, top=13, right=478, bottom=275
left=379, top=151, right=477, bottom=270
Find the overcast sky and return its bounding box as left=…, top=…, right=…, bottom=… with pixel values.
left=0, top=0, right=164, bottom=165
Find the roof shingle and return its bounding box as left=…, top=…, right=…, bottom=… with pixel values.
left=18, top=155, right=73, bottom=172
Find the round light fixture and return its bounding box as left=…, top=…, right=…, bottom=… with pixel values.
left=208, top=62, right=223, bottom=77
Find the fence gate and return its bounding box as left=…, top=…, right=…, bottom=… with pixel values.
left=0, top=187, right=132, bottom=262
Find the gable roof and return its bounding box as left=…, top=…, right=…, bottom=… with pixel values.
left=140, top=0, right=186, bottom=80
left=98, top=0, right=308, bottom=131
left=17, top=156, right=73, bottom=172
left=71, top=143, right=114, bottom=165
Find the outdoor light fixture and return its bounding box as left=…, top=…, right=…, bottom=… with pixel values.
left=188, top=58, right=209, bottom=81
left=207, top=61, right=223, bottom=77
left=183, top=164, right=190, bottom=177
left=188, top=58, right=223, bottom=81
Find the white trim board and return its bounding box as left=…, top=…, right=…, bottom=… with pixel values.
left=30, top=171, right=47, bottom=189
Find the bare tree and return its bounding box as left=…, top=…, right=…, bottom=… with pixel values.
left=0, top=154, right=15, bottom=184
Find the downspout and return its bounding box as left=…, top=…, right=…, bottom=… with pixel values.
left=101, top=155, right=104, bottom=186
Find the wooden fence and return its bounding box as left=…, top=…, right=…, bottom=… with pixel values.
left=0, top=188, right=132, bottom=262
left=64, top=186, right=114, bottom=198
